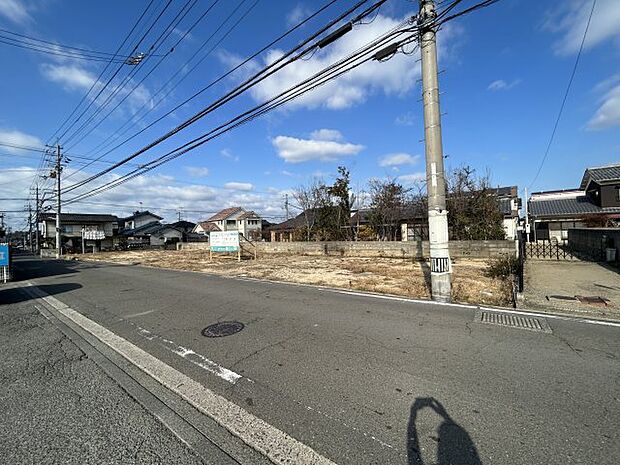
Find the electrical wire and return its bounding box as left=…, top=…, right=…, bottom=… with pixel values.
left=61, top=0, right=345, bottom=184
left=529, top=0, right=596, bottom=189
left=62, top=0, right=384, bottom=196
left=63, top=0, right=223, bottom=152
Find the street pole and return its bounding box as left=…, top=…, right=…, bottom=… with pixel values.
left=35, top=185, right=40, bottom=254
left=524, top=187, right=530, bottom=242
left=28, top=203, right=33, bottom=253
left=419, top=0, right=451, bottom=302
left=55, top=144, right=62, bottom=259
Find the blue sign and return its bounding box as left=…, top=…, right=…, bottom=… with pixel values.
left=211, top=245, right=239, bottom=252
left=0, top=244, right=8, bottom=267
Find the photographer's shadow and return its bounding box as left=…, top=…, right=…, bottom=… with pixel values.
left=407, top=397, right=481, bottom=465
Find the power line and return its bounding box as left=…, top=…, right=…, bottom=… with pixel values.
left=62, top=0, right=382, bottom=196
left=63, top=0, right=222, bottom=152
left=529, top=0, right=596, bottom=190
left=76, top=0, right=258, bottom=162
left=62, top=10, right=410, bottom=204
left=62, top=0, right=340, bottom=183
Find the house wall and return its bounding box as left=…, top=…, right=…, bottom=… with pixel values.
left=600, top=184, right=620, bottom=208
left=150, top=229, right=183, bottom=246
left=568, top=228, right=620, bottom=257
left=43, top=220, right=114, bottom=238
left=178, top=240, right=516, bottom=258
left=134, top=214, right=160, bottom=229
left=502, top=218, right=517, bottom=240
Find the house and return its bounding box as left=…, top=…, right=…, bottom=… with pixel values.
left=528, top=164, right=620, bottom=242
left=120, top=221, right=184, bottom=247
left=39, top=212, right=119, bottom=252
left=120, top=211, right=163, bottom=230
left=400, top=185, right=521, bottom=241
left=493, top=186, right=521, bottom=240
left=193, top=207, right=262, bottom=240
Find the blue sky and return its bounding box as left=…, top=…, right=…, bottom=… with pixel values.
left=0, top=0, right=619, bottom=228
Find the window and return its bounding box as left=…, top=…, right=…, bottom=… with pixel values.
left=616, top=186, right=620, bottom=201
left=226, top=220, right=236, bottom=226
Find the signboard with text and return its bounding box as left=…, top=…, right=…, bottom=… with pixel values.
left=0, top=243, right=9, bottom=267
left=210, top=231, right=239, bottom=252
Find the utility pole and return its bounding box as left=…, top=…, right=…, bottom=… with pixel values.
left=524, top=187, right=530, bottom=242
left=54, top=144, right=62, bottom=259
left=28, top=203, right=33, bottom=253
left=419, top=0, right=451, bottom=302
left=285, top=194, right=289, bottom=221
left=35, top=185, right=40, bottom=254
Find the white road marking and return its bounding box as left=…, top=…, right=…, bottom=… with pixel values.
left=136, top=326, right=242, bottom=384
left=330, top=288, right=620, bottom=327
left=24, top=285, right=338, bottom=465
left=126, top=309, right=156, bottom=318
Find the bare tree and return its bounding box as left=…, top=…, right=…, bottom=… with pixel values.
left=368, top=178, right=408, bottom=241
left=292, top=178, right=326, bottom=241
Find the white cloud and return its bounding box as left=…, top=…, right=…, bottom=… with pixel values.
left=224, top=182, right=253, bottom=191
left=587, top=83, right=620, bottom=130
left=310, top=128, right=343, bottom=141
left=0, top=128, right=43, bottom=152
left=272, top=130, right=364, bottom=163
left=220, top=148, right=240, bottom=162
left=184, top=166, right=210, bottom=177
left=395, top=111, right=415, bottom=126
left=487, top=79, right=521, bottom=91
left=398, top=172, right=425, bottom=184
left=0, top=0, right=32, bottom=24
left=286, top=4, right=311, bottom=28
left=41, top=64, right=96, bottom=91
left=379, top=152, right=419, bottom=167
left=545, top=0, right=620, bottom=55
left=229, top=13, right=428, bottom=110
left=40, top=64, right=152, bottom=114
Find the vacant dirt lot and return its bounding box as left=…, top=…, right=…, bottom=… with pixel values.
left=67, top=249, right=512, bottom=306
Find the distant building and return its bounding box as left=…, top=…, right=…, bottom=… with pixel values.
left=40, top=212, right=119, bottom=252
left=120, top=211, right=163, bottom=230
left=528, top=164, right=620, bottom=242
left=193, top=207, right=262, bottom=240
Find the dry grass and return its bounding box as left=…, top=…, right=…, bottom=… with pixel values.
left=68, top=249, right=512, bottom=306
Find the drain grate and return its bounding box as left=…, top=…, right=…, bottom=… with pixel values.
left=202, top=321, right=245, bottom=338
left=475, top=310, right=552, bottom=333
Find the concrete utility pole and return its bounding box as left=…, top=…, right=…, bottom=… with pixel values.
left=524, top=187, right=530, bottom=242
left=35, top=185, right=40, bottom=254
left=285, top=194, right=290, bottom=221
left=55, top=144, right=62, bottom=259
left=419, top=0, right=451, bottom=302
left=28, top=203, right=33, bottom=253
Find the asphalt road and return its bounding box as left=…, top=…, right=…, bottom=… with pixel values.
left=5, top=255, right=620, bottom=464
left=0, top=281, right=205, bottom=464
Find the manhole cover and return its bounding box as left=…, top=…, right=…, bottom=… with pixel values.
left=202, top=321, right=244, bottom=338
left=475, top=310, right=552, bottom=333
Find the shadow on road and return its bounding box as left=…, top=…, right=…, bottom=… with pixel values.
left=407, top=397, right=482, bottom=465
left=0, top=283, right=83, bottom=304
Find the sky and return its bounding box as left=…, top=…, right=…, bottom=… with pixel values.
left=0, top=0, right=619, bottom=229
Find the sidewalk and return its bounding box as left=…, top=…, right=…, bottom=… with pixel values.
left=522, top=260, right=620, bottom=320
left=0, top=286, right=204, bottom=465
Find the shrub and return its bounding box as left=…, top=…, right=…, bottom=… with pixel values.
left=485, top=255, right=519, bottom=279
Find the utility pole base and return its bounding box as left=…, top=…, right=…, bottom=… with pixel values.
left=431, top=272, right=451, bottom=303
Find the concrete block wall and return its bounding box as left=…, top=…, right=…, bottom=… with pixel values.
left=178, top=240, right=516, bottom=259
left=568, top=228, right=620, bottom=257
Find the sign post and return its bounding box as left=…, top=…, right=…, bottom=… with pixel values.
left=0, top=243, right=10, bottom=283
left=209, top=231, right=241, bottom=261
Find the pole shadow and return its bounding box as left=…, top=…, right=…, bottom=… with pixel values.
left=407, top=397, right=482, bottom=465
left=0, top=283, right=82, bottom=305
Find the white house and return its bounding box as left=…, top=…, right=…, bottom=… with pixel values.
left=122, top=211, right=163, bottom=230
left=193, top=207, right=262, bottom=240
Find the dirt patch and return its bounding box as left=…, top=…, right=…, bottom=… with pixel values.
left=67, top=250, right=512, bottom=306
